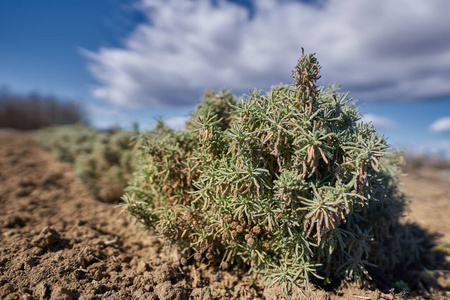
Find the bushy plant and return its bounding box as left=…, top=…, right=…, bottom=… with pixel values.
left=74, top=130, right=135, bottom=202
left=124, top=51, right=423, bottom=289
left=37, top=124, right=98, bottom=163
left=37, top=125, right=135, bottom=203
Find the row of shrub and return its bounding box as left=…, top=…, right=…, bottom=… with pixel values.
left=37, top=124, right=135, bottom=203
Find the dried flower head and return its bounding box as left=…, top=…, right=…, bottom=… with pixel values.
left=194, top=252, right=202, bottom=262
left=252, top=226, right=261, bottom=235
left=222, top=232, right=231, bottom=242
left=220, top=261, right=229, bottom=270
left=180, top=258, right=188, bottom=266
left=223, top=214, right=233, bottom=223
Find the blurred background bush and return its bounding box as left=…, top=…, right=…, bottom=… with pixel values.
left=37, top=125, right=136, bottom=203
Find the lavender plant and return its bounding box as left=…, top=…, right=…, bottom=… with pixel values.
left=124, top=51, right=423, bottom=289
left=37, top=124, right=98, bottom=163
left=37, top=125, right=135, bottom=203
left=74, top=130, right=135, bottom=202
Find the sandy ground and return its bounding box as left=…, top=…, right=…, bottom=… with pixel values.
left=401, top=167, right=450, bottom=244
left=0, top=132, right=449, bottom=299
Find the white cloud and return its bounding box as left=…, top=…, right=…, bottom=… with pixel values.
left=87, top=104, right=128, bottom=129
left=430, top=116, right=450, bottom=133
left=88, top=104, right=127, bottom=119
left=360, top=113, right=397, bottom=130
left=164, top=116, right=189, bottom=130
left=86, top=0, right=450, bottom=108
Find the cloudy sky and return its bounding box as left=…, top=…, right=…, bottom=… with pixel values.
left=1, top=0, right=449, bottom=157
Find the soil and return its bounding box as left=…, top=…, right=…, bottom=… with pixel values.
left=0, top=132, right=449, bottom=299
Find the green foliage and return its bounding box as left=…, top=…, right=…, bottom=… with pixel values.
left=124, top=52, right=425, bottom=289
left=37, top=124, right=98, bottom=163
left=186, top=89, right=237, bottom=132
left=37, top=125, right=135, bottom=202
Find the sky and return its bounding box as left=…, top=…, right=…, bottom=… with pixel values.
left=1, top=0, right=450, bottom=158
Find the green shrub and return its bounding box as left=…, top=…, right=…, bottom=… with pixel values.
left=37, top=125, right=135, bottom=203
left=124, top=52, right=423, bottom=289
left=37, top=124, right=98, bottom=163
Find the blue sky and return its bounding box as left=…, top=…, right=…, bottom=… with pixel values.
left=1, top=0, right=449, bottom=157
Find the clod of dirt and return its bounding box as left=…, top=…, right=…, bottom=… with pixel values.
left=0, top=283, right=15, bottom=298
left=190, top=287, right=213, bottom=300
left=19, top=254, right=36, bottom=271
left=3, top=215, right=26, bottom=228
left=155, top=281, right=187, bottom=300
left=32, top=226, right=60, bottom=249
left=136, top=260, right=150, bottom=274
left=50, top=286, right=72, bottom=300
left=153, top=263, right=180, bottom=285
left=33, top=282, right=50, bottom=299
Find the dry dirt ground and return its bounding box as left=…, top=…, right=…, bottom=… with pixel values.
left=0, top=132, right=449, bottom=300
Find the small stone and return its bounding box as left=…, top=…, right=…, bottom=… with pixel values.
left=32, top=226, right=60, bottom=249
left=136, top=260, right=149, bottom=274
left=4, top=230, right=16, bottom=237
left=32, top=247, right=44, bottom=256
left=33, top=282, right=49, bottom=299
left=23, top=256, right=35, bottom=270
